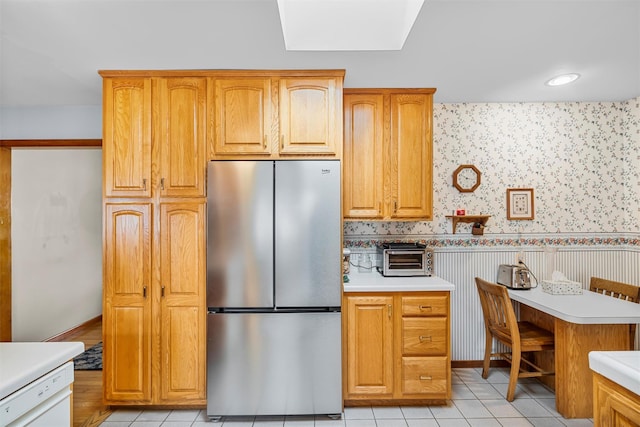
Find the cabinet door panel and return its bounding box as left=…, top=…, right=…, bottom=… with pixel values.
left=594, top=374, right=640, bottom=427
left=346, top=296, right=394, bottom=396
left=156, top=78, right=206, bottom=197
left=103, top=78, right=152, bottom=197
left=213, top=78, right=273, bottom=155
left=390, top=94, right=432, bottom=219
left=103, top=203, right=152, bottom=403
left=279, top=78, right=340, bottom=156
left=159, top=202, right=206, bottom=402
left=343, top=94, right=384, bottom=218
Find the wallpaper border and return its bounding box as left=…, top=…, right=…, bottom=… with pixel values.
left=343, top=232, right=640, bottom=252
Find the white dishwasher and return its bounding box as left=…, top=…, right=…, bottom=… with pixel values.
left=0, top=361, right=74, bottom=426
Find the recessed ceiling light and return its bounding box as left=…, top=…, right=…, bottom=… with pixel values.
left=545, top=73, right=580, bottom=87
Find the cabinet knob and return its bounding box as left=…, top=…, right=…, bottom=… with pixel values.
left=161, top=286, right=165, bottom=297
left=160, top=178, right=165, bottom=190
left=419, top=305, right=433, bottom=311
left=419, top=335, right=432, bottom=342
left=143, top=286, right=147, bottom=298
left=419, top=375, right=433, bottom=381
left=388, top=304, right=393, bottom=318
left=142, top=179, right=147, bottom=191
left=264, top=135, right=268, bottom=149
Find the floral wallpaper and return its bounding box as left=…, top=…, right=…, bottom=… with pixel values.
left=344, top=96, right=640, bottom=248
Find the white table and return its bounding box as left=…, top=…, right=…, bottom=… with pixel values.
left=508, top=286, right=640, bottom=324
left=508, top=287, right=640, bottom=419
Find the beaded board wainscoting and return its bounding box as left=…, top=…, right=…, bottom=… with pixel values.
left=343, top=233, right=640, bottom=361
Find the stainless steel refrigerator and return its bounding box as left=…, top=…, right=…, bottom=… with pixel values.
left=206, top=160, right=342, bottom=420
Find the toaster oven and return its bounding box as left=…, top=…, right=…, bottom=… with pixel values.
left=377, top=243, right=434, bottom=277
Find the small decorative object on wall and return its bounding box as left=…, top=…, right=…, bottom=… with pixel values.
left=453, top=164, right=481, bottom=192
left=507, top=188, right=534, bottom=220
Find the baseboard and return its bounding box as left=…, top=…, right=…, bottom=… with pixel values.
left=451, top=360, right=510, bottom=369
left=46, top=315, right=102, bottom=342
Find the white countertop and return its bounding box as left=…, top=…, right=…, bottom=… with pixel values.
left=589, top=351, right=640, bottom=396
left=0, top=342, right=84, bottom=400
left=508, top=286, right=640, bottom=324
left=343, top=270, right=455, bottom=292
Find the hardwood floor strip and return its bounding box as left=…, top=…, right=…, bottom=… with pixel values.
left=51, top=316, right=108, bottom=426
left=79, top=409, right=113, bottom=427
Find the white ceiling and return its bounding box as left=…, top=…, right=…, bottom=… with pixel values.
left=1, top=0, right=639, bottom=107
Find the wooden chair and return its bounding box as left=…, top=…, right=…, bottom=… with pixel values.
left=475, top=277, right=555, bottom=401
left=590, top=277, right=640, bottom=349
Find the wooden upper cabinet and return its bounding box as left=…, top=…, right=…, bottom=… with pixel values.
left=390, top=94, right=433, bottom=219
left=103, top=78, right=152, bottom=198
left=103, top=76, right=206, bottom=198
left=212, top=78, right=274, bottom=155
left=343, top=94, right=385, bottom=218
left=155, top=77, right=206, bottom=197
left=343, top=89, right=435, bottom=221
left=279, top=77, right=342, bottom=156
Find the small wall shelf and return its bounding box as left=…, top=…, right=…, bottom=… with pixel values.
left=445, top=215, right=491, bottom=234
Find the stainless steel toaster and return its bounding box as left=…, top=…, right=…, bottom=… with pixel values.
left=497, top=264, right=532, bottom=289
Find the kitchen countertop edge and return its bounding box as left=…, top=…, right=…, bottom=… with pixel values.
left=589, top=351, right=640, bottom=396
left=343, top=271, right=455, bottom=292
left=0, top=341, right=85, bottom=400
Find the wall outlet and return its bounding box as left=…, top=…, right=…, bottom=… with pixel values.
left=516, top=252, right=525, bottom=264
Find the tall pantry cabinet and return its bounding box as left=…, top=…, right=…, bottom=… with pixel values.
left=101, top=73, right=207, bottom=405
left=100, top=69, right=345, bottom=406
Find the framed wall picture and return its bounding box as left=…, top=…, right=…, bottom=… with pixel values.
left=507, top=188, right=534, bottom=220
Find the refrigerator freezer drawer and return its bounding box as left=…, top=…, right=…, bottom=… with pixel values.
left=207, top=312, right=342, bottom=418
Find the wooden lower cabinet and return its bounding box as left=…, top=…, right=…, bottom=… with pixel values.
left=103, top=201, right=206, bottom=405
left=345, top=295, right=394, bottom=397
left=103, top=203, right=152, bottom=403
left=593, top=372, right=640, bottom=427
left=344, top=292, right=451, bottom=404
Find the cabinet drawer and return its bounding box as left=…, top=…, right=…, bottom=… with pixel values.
left=402, top=318, right=447, bottom=355
left=402, top=357, right=449, bottom=395
left=402, top=295, right=448, bottom=317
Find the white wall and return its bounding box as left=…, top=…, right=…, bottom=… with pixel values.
left=11, top=148, right=102, bottom=341
left=0, top=106, right=101, bottom=139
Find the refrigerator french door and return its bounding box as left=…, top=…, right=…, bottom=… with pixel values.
left=206, top=160, right=342, bottom=419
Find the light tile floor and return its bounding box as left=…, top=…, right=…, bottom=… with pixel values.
left=99, top=367, right=593, bottom=427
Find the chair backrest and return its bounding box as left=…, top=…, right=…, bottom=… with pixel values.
left=590, top=277, right=640, bottom=303
left=475, top=277, right=519, bottom=344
